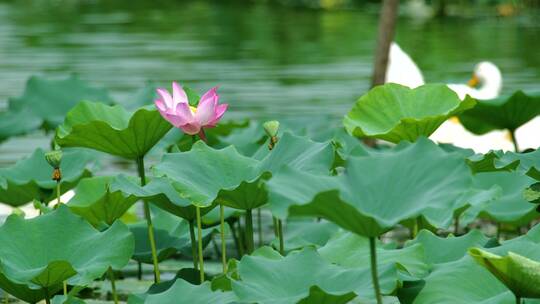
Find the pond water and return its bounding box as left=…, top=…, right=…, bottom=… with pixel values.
left=0, top=0, right=539, bottom=163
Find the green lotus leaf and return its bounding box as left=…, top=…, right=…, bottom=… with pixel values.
left=0, top=108, right=42, bottom=143
left=0, top=272, right=61, bottom=304
left=270, top=219, right=339, bottom=251
left=467, top=149, right=540, bottom=181
left=232, top=247, right=396, bottom=304
left=0, top=205, right=133, bottom=298
left=67, top=176, right=139, bottom=226
left=8, top=75, right=113, bottom=130
left=154, top=132, right=334, bottom=210
left=51, top=295, right=87, bottom=304
left=405, top=229, right=489, bottom=265
left=524, top=182, right=540, bottom=206
left=319, top=231, right=429, bottom=279
left=142, top=279, right=237, bottom=304
left=268, top=138, right=472, bottom=236
left=0, top=148, right=94, bottom=207
left=459, top=90, right=540, bottom=134
left=461, top=171, right=537, bottom=226
left=343, top=83, right=476, bottom=143
left=400, top=227, right=540, bottom=304
left=109, top=175, right=213, bottom=221
left=469, top=248, right=540, bottom=298
left=56, top=101, right=172, bottom=160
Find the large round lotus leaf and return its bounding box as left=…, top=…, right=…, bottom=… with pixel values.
left=469, top=248, right=540, bottom=298
left=319, top=231, right=429, bottom=279
left=232, top=247, right=397, bottom=304
left=461, top=171, right=538, bottom=226
left=0, top=205, right=134, bottom=290
left=142, top=279, right=237, bottom=304
left=56, top=101, right=172, bottom=160
left=405, top=229, right=489, bottom=265
left=153, top=133, right=334, bottom=210
left=109, top=175, right=213, bottom=221
left=0, top=108, right=42, bottom=143
left=343, top=83, right=476, bottom=143
left=268, top=138, right=472, bottom=237
left=401, top=228, right=540, bottom=304
left=0, top=148, right=94, bottom=207
left=8, top=75, right=113, bottom=129
left=67, top=176, right=139, bottom=226
left=459, top=90, right=540, bottom=134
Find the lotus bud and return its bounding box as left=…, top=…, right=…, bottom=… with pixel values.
left=45, top=150, right=62, bottom=169
left=45, top=150, right=63, bottom=181
left=263, top=121, right=280, bottom=150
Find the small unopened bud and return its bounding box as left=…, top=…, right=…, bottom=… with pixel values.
left=45, top=150, right=62, bottom=169
left=263, top=121, right=280, bottom=138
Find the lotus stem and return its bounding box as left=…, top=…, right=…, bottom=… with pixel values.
left=136, top=157, right=161, bottom=283
left=516, top=296, right=521, bottom=304
left=277, top=219, right=284, bottom=255
left=228, top=220, right=244, bottom=257
left=454, top=215, right=460, bottom=235
left=245, top=209, right=255, bottom=254
left=108, top=267, right=118, bottom=304
left=369, top=237, right=383, bottom=304
left=137, top=261, right=142, bottom=280
left=412, top=217, right=419, bottom=238
left=56, top=181, right=61, bottom=206
left=257, top=208, right=263, bottom=247
left=510, top=129, right=519, bottom=152
left=220, top=204, right=227, bottom=273
left=3, top=293, right=8, bottom=304
left=273, top=217, right=279, bottom=237
left=44, top=287, right=50, bottom=304
left=196, top=206, right=205, bottom=283
left=189, top=220, right=199, bottom=270
left=63, top=281, right=67, bottom=296
left=238, top=218, right=246, bottom=255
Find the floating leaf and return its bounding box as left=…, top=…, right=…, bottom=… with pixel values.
left=268, top=138, right=472, bottom=236
left=0, top=108, right=42, bottom=143
left=0, top=206, right=133, bottom=301
left=459, top=90, right=540, bottom=134
left=0, top=148, right=94, bottom=207
left=232, top=247, right=396, bottom=304
left=469, top=248, right=540, bottom=298
left=8, top=75, right=113, bottom=129
left=56, top=101, right=172, bottom=160
left=344, top=84, right=476, bottom=143
left=67, top=176, right=139, bottom=226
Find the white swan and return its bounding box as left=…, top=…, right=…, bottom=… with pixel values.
left=386, top=42, right=503, bottom=100
left=385, top=42, right=518, bottom=152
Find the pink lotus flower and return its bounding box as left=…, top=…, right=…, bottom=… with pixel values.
left=155, top=82, right=228, bottom=139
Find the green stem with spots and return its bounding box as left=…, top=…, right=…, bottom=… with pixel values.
left=220, top=204, right=227, bottom=273
left=245, top=209, right=254, bottom=254
left=189, top=220, right=199, bottom=270
left=136, top=157, right=160, bottom=283
left=510, top=129, right=519, bottom=152
left=277, top=219, right=284, bottom=255
left=196, top=206, right=205, bottom=283
left=108, top=267, right=118, bottom=304
left=369, top=237, right=383, bottom=304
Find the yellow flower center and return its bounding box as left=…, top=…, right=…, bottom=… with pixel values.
left=190, top=106, right=197, bottom=114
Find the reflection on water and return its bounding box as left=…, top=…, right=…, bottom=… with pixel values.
left=0, top=0, right=539, bottom=162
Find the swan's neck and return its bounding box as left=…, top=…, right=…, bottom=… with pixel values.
left=476, top=74, right=502, bottom=99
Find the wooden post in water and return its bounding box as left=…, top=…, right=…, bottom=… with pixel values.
left=371, top=0, right=400, bottom=88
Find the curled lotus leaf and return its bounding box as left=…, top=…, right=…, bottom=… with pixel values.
left=344, top=83, right=476, bottom=143
left=0, top=206, right=133, bottom=300
left=56, top=101, right=172, bottom=160
left=267, top=138, right=472, bottom=237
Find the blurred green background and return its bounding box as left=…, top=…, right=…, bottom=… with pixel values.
left=0, top=0, right=538, bottom=121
